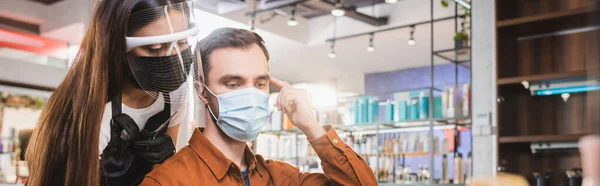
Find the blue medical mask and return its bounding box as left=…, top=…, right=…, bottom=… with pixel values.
left=204, top=87, right=270, bottom=142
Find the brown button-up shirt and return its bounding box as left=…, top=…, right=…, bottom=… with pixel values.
left=140, top=125, right=378, bottom=186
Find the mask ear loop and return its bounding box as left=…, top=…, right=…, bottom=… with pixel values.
left=203, top=85, right=219, bottom=123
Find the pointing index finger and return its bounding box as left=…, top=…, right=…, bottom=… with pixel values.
left=270, top=77, right=291, bottom=89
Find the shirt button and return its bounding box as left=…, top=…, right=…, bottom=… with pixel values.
left=333, top=139, right=339, bottom=144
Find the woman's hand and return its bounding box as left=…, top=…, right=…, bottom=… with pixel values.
left=133, top=135, right=175, bottom=164
left=270, top=77, right=326, bottom=140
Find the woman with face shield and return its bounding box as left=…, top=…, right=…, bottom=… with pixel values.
left=24, top=1, right=199, bottom=186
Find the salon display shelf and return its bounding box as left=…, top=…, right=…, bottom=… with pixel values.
left=299, top=152, right=439, bottom=160
left=379, top=184, right=465, bottom=186
left=432, top=47, right=471, bottom=66
left=498, top=134, right=589, bottom=144
left=497, top=71, right=591, bottom=85
left=496, top=6, right=599, bottom=27
left=385, top=117, right=471, bottom=128
left=262, top=118, right=471, bottom=136
left=334, top=122, right=393, bottom=132
left=377, top=152, right=441, bottom=157
left=334, top=117, right=471, bottom=133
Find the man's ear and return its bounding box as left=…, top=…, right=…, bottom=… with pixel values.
left=199, top=89, right=209, bottom=105
left=195, top=81, right=209, bottom=105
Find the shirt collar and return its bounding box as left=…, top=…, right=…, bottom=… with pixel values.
left=188, top=128, right=263, bottom=179
left=244, top=145, right=263, bottom=176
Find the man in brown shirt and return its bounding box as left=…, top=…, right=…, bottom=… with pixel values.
left=140, top=27, right=378, bottom=186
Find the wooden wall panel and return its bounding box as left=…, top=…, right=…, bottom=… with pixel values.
left=585, top=29, right=600, bottom=71
left=500, top=146, right=581, bottom=186
left=497, top=0, right=597, bottom=20
left=498, top=85, right=598, bottom=137
left=497, top=38, right=518, bottom=78
left=584, top=91, right=600, bottom=134
left=497, top=0, right=599, bottom=183
left=514, top=31, right=600, bottom=77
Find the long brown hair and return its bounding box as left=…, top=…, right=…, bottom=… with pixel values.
left=25, top=0, right=183, bottom=185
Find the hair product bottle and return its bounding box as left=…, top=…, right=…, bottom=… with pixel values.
left=419, top=91, right=429, bottom=119
left=423, top=165, right=430, bottom=183
left=403, top=165, right=411, bottom=183
left=442, top=154, right=449, bottom=184
left=396, top=164, right=404, bottom=184
left=417, top=165, right=423, bottom=182
left=465, top=152, right=472, bottom=183
left=454, top=152, right=464, bottom=184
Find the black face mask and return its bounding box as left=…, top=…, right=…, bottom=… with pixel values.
left=127, top=48, right=193, bottom=92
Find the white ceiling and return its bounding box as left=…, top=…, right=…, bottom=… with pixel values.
left=220, top=0, right=467, bottom=93
left=0, top=0, right=468, bottom=94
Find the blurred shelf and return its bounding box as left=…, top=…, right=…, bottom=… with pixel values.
left=333, top=117, right=471, bottom=133
left=263, top=118, right=471, bottom=135
left=499, top=134, right=589, bottom=144
left=379, top=184, right=464, bottom=186
left=335, top=87, right=444, bottom=103
left=377, top=152, right=440, bottom=157
left=497, top=71, right=590, bottom=85
left=387, top=117, right=472, bottom=127
left=497, top=6, right=599, bottom=27
left=335, top=122, right=392, bottom=132
left=433, top=47, right=471, bottom=66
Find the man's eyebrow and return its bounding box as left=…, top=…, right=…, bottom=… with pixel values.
left=219, top=74, right=243, bottom=82
left=256, top=74, right=270, bottom=80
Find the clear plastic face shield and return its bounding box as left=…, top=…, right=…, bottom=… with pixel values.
left=125, top=1, right=199, bottom=105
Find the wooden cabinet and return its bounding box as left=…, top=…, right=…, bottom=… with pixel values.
left=495, top=0, right=600, bottom=185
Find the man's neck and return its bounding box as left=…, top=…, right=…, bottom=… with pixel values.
left=203, top=111, right=248, bottom=171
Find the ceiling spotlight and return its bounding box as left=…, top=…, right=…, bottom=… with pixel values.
left=328, top=51, right=337, bottom=58
left=408, top=25, right=416, bottom=45
left=367, top=33, right=375, bottom=52
left=385, top=0, right=398, bottom=4
left=331, top=8, right=345, bottom=17
left=287, top=6, right=299, bottom=27
left=249, top=18, right=256, bottom=31
left=287, top=18, right=299, bottom=27
left=408, top=38, right=416, bottom=45
left=331, top=0, right=346, bottom=17
left=367, top=45, right=375, bottom=52
left=329, top=41, right=336, bottom=58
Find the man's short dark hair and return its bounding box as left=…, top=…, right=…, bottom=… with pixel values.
left=198, top=27, right=270, bottom=83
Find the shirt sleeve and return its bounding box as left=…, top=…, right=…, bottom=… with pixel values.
left=139, top=176, right=161, bottom=186
left=298, top=125, right=378, bottom=186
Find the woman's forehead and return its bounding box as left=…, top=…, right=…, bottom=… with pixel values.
left=132, top=11, right=189, bottom=37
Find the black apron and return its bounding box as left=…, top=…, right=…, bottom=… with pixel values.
left=101, top=93, right=172, bottom=186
